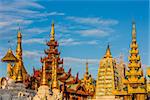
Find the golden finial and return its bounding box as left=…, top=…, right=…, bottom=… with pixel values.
left=86, top=61, right=89, bottom=74
left=104, top=44, right=112, bottom=58
left=50, top=21, right=55, bottom=41
left=17, top=26, right=22, bottom=38
left=41, top=61, right=48, bottom=86
left=52, top=58, right=58, bottom=89
left=132, top=21, right=136, bottom=40
left=16, top=27, right=22, bottom=60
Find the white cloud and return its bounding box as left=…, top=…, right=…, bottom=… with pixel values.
left=59, top=38, right=98, bottom=46
left=76, top=29, right=109, bottom=37
left=23, top=50, right=43, bottom=58
left=63, top=57, right=99, bottom=65
left=0, top=0, right=45, bottom=10
left=66, top=16, right=119, bottom=26
left=25, top=27, right=48, bottom=34
left=0, top=0, right=65, bottom=37
left=23, top=38, right=46, bottom=44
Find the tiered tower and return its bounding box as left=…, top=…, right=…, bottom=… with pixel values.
left=122, top=22, right=146, bottom=99
left=82, top=62, right=95, bottom=93
left=40, top=22, right=64, bottom=88
left=95, top=45, right=119, bottom=99
left=41, top=22, right=63, bottom=71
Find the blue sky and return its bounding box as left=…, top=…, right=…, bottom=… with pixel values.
left=0, top=0, right=149, bottom=79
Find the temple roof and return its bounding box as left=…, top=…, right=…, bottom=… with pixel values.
left=1, top=49, right=18, bottom=63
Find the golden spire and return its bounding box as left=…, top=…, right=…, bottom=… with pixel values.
left=41, top=61, right=48, bottom=86
left=104, top=44, right=112, bottom=58
left=50, top=21, right=55, bottom=41
left=86, top=61, right=89, bottom=75
left=52, top=58, right=58, bottom=89
left=132, top=21, right=136, bottom=40
left=16, top=27, right=22, bottom=60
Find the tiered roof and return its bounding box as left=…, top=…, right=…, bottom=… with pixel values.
left=32, top=22, right=91, bottom=97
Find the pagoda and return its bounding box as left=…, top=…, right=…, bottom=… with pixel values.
left=113, top=22, right=147, bottom=100
left=82, top=61, right=95, bottom=94
left=31, top=22, right=91, bottom=99
left=1, top=29, right=28, bottom=83
left=0, top=29, right=35, bottom=99
left=41, top=21, right=63, bottom=72
left=95, top=44, right=119, bottom=99
left=122, top=22, right=146, bottom=99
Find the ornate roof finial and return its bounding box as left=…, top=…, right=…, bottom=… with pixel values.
left=17, top=25, right=22, bottom=38
left=104, top=43, right=112, bottom=58
left=16, top=26, right=22, bottom=60
left=41, top=61, right=48, bottom=86
left=50, top=20, right=55, bottom=41
left=132, top=21, right=136, bottom=40
left=86, top=60, right=89, bottom=75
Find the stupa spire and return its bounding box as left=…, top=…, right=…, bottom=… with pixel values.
left=132, top=21, right=136, bottom=40
left=104, top=44, right=112, bottom=58
left=16, top=27, right=22, bottom=60
left=41, top=61, right=48, bottom=86
left=86, top=61, right=89, bottom=74
left=121, top=21, right=146, bottom=98
left=50, top=21, right=55, bottom=41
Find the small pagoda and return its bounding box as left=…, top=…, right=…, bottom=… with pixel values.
left=31, top=22, right=91, bottom=99
left=113, top=22, right=147, bottom=100
left=95, top=44, right=120, bottom=99
left=1, top=29, right=28, bottom=83
left=82, top=62, right=95, bottom=94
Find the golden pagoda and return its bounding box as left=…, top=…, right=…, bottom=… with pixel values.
left=113, top=22, right=147, bottom=100
left=82, top=61, right=95, bottom=93
left=122, top=22, right=146, bottom=99
left=12, top=29, right=27, bottom=81
left=95, top=44, right=119, bottom=99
